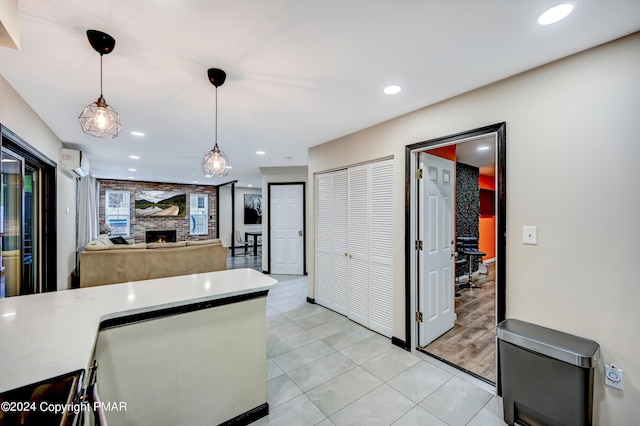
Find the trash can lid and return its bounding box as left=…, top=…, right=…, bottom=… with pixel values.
left=496, top=319, right=600, bottom=368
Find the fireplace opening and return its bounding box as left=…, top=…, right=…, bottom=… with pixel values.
left=145, top=230, right=177, bottom=243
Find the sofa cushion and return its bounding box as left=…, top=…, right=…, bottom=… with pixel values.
left=186, top=239, right=222, bottom=246
left=85, top=243, right=148, bottom=251
left=147, top=241, right=187, bottom=249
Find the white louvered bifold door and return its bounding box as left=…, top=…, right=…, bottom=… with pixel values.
left=368, top=159, right=394, bottom=337
left=347, top=164, right=370, bottom=327
left=331, top=170, right=349, bottom=315
left=314, top=173, right=333, bottom=307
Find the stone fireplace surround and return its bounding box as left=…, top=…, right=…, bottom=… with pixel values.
left=145, top=230, right=177, bottom=243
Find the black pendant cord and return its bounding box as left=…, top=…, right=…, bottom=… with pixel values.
left=99, top=54, right=104, bottom=98
left=214, top=85, right=218, bottom=148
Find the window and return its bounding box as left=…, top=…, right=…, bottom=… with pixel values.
left=189, top=193, right=208, bottom=235
left=105, top=190, right=130, bottom=237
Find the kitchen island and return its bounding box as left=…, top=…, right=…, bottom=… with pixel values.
left=0, top=268, right=276, bottom=425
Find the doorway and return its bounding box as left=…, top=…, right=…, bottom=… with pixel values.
left=406, top=123, right=506, bottom=385
left=268, top=183, right=305, bottom=275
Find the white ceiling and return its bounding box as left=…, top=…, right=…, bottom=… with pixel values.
left=1, top=1, right=638, bottom=188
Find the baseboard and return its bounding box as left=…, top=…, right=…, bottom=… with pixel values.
left=306, top=297, right=315, bottom=304
left=219, top=402, right=269, bottom=426
left=391, top=336, right=408, bottom=350
left=261, top=270, right=270, bottom=275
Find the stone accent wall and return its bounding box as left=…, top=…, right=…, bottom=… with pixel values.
left=455, top=162, right=480, bottom=271
left=98, top=179, right=218, bottom=243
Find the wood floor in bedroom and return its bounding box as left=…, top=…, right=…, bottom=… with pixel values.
left=420, top=262, right=497, bottom=383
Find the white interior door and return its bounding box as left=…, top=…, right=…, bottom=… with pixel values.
left=315, top=175, right=333, bottom=307
left=348, top=164, right=369, bottom=326
left=418, top=153, right=456, bottom=346
left=270, top=184, right=304, bottom=275
left=368, top=160, right=394, bottom=337
left=331, top=171, right=349, bottom=315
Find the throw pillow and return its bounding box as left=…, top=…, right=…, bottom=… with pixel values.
left=110, top=236, right=129, bottom=245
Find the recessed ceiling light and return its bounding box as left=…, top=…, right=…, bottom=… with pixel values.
left=127, top=176, right=134, bottom=179
left=477, top=146, right=490, bottom=151
left=384, top=85, right=402, bottom=95
left=128, top=168, right=136, bottom=172
left=248, top=184, right=253, bottom=187
left=130, top=131, right=145, bottom=137
left=205, top=174, right=213, bottom=178
left=538, top=3, right=574, bottom=25
left=193, top=181, right=198, bottom=184
left=129, top=155, right=140, bottom=159
left=256, top=151, right=266, bottom=155
left=283, top=156, right=292, bottom=161
left=225, top=166, right=232, bottom=169
left=1, top=312, right=16, bottom=317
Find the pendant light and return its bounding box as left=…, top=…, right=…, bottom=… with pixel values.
left=202, top=68, right=230, bottom=177
left=78, top=30, right=122, bottom=139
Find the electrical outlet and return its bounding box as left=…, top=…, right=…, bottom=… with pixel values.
left=605, top=364, right=624, bottom=390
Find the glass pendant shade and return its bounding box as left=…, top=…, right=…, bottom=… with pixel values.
left=78, top=95, right=121, bottom=138
left=202, top=143, right=230, bottom=177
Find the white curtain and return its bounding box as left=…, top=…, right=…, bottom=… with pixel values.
left=78, top=176, right=100, bottom=250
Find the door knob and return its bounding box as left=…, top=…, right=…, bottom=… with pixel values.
left=298, top=230, right=303, bottom=236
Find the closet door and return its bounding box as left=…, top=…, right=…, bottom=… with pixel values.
left=368, top=160, right=394, bottom=337
left=331, top=170, right=349, bottom=315
left=314, top=173, right=333, bottom=307
left=347, top=164, right=370, bottom=327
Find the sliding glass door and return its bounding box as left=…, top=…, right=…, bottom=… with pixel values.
left=1, top=148, right=42, bottom=296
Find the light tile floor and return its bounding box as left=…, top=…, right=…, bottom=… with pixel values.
left=255, top=275, right=507, bottom=426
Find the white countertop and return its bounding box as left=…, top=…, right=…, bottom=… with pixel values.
left=0, top=268, right=277, bottom=393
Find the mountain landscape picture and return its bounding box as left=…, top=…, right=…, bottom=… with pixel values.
left=135, top=190, right=187, bottom=217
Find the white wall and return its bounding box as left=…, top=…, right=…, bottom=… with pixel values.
left=0, top=74, right=76, bottom=291
left=307, top=33, right=640, bottom=425
left=218, top=184, right=262, bottom=252
left=260, top=166, right=308, bottom=272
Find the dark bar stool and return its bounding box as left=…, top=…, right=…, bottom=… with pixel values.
left=456, top=236, right=486, bottom=291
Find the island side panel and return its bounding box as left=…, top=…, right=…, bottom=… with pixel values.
left=92, top=296, right=268, bottom=425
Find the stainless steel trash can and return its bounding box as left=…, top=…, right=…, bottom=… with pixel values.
left=497, top=319, right=600, bottom=426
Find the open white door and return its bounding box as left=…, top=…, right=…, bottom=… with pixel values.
left=270, top=184, right=304, bottom=275
left=418, top=153, right=456, bottom=346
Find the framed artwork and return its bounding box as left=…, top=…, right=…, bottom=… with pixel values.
left=244, top=194, right=262, bottom=224
left=135, top=190, right=187, bottom=217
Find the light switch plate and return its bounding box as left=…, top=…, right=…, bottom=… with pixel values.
left=523, top=226, right=538, bottom=245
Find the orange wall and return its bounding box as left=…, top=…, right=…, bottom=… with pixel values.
left=479, top=174, right=495, bottom=190
left=427, top=144, right=456, bottom=161
left=478, top=173, right=496, bottom=260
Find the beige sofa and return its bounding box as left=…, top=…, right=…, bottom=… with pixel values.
left=80, top=237, right=229, bottom=288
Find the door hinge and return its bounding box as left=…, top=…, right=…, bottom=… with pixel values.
left=415, top=240, right=423, bottom=251
left=415, top=168, right=423, bottom=179
left=415, top=311, right=424, bottom=323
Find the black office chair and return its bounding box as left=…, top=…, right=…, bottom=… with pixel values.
left=456, top=236, right=486, bottom=290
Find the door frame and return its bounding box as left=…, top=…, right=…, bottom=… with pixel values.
left=267, top=182, right=306, bottom=275
left=404, top=122, right=506, bottom=389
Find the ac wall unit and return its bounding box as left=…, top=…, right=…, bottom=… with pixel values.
left=60, top=148, right=91, bottom=178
